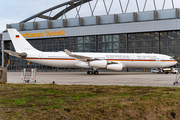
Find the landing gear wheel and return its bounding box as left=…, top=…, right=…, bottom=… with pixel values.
left=94, top=71, right=99, bottom=75
left=165, top=71, right=168, bottom=74
left=87, top=71, right=90, bottom=74
left=173, top=82, right=176, bottom=85
left=89, top=71, right=93, bottom=75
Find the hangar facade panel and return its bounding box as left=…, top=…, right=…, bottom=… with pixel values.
left=3, top=18, right=180, bottom=40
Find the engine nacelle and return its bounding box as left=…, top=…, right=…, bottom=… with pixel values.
left=107, top=64, right=123, bottom=71
left=89, top=60, right=107, bottom=68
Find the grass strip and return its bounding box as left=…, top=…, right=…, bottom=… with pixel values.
left=0, top=84, right=179, bottom=120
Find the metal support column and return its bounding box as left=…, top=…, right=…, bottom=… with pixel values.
left=119, top=0, right=124, bottom=13
left=135, top=0, right=140, bottom=12
left=88, top=2, right=93, bottom=16
left=143, top=0, right=147, bottom=11
left=61, top=5, right=68, bottom=19
left=125, top=0, right=130, bottom=13
left=48, top=11, right=52, bottom=21
left=162, top=0, right=166, bottom=10
left=172, top=0, right=174, bottom=9
left=103, top=0, right=108, bottom=15
left=126, top=34, right=128, bottom=53
left=126, top=34, right=129, bottom=73
left=158, top=32, right=160, bottom=54
left=1, top=40, right=4, bottom=67
left=89, top=0, right=98, bottom=16
left=96, top=36, right=98, bottom=52
left=153, top=0, right=157, bottom=10
left=108, top=0, right=114, bottom=15
left=75, top=0, right=84, bottom=18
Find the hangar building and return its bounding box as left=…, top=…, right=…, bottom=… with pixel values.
left=2, top=0, right=180, bottom=71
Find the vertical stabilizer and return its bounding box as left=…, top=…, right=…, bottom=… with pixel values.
left=7, top=29, right=39, bottom=53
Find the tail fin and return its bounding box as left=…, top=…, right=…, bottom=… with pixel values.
left=7, top=29, right=39, bottom=53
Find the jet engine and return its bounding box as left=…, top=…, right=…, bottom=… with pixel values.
left=107, top=63, right=123, bottom=71
left=89, top=60, right=107, bottom=68
left=89, top=60, right=124, bottom=71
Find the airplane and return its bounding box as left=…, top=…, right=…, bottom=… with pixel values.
left=4, top=29, right=177, bottom=75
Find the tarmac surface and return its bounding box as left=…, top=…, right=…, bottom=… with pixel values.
left=7, top=72, right=180, bottom=87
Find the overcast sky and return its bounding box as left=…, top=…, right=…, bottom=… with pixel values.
left=1, top=0, right=180, bottom=33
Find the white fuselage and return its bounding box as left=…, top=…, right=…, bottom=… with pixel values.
left=23, top=51, right=177, bottom=69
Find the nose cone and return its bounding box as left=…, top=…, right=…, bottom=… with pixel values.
left=166, top=60, right=178, bottom=67
left=172, top=60, right=178, bottom=66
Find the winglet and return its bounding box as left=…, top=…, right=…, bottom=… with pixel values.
left=64, top=49, right=73, bottom=56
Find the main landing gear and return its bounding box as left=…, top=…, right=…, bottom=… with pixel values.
left=87, top=70, right=99, bottom=75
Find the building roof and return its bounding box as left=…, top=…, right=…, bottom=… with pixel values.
left=20, top=0, right=92, bottom=23
left=20, top=0, right=177, bottom=23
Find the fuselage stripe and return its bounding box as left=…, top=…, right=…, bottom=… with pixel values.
left=22, top=58, right=177, bottom=62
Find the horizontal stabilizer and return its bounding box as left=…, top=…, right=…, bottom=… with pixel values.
left=4, top=50, right=27, bottom=58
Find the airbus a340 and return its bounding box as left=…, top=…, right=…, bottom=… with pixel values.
left=5, top=29, right=177, bottom=75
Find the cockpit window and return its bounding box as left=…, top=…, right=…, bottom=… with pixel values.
left=170, top=58, right=174, bottom=60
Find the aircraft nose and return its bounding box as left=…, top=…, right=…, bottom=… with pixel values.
left=174, top=60, right=178, bottom=66
left=169, top=60, right=178, bottom=66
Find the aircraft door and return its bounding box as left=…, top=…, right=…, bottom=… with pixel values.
left=156, top=58, right=160, bottom=62
left=39, top=53, right=43, bottom=60
left=161, top=56, right=166, bottom=62
left=156, top=58, right=161, bottom=67
left=130, top=55, right=134, bottom=62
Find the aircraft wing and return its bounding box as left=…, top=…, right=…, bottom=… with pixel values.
left=64, top=49, right=95, bottom=62
left=4, top=50, right=27, bottom=58
left=64, top=49, right=118, bottom=64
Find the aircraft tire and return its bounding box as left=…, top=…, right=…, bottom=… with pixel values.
left=94, top=71, right=99, bottom=75
left=87, top=71, right=90, bottom=74
left=89, top=71, right=93, bottom=75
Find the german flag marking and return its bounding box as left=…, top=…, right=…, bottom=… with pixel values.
left=16, top=35, right=19, bottom=38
